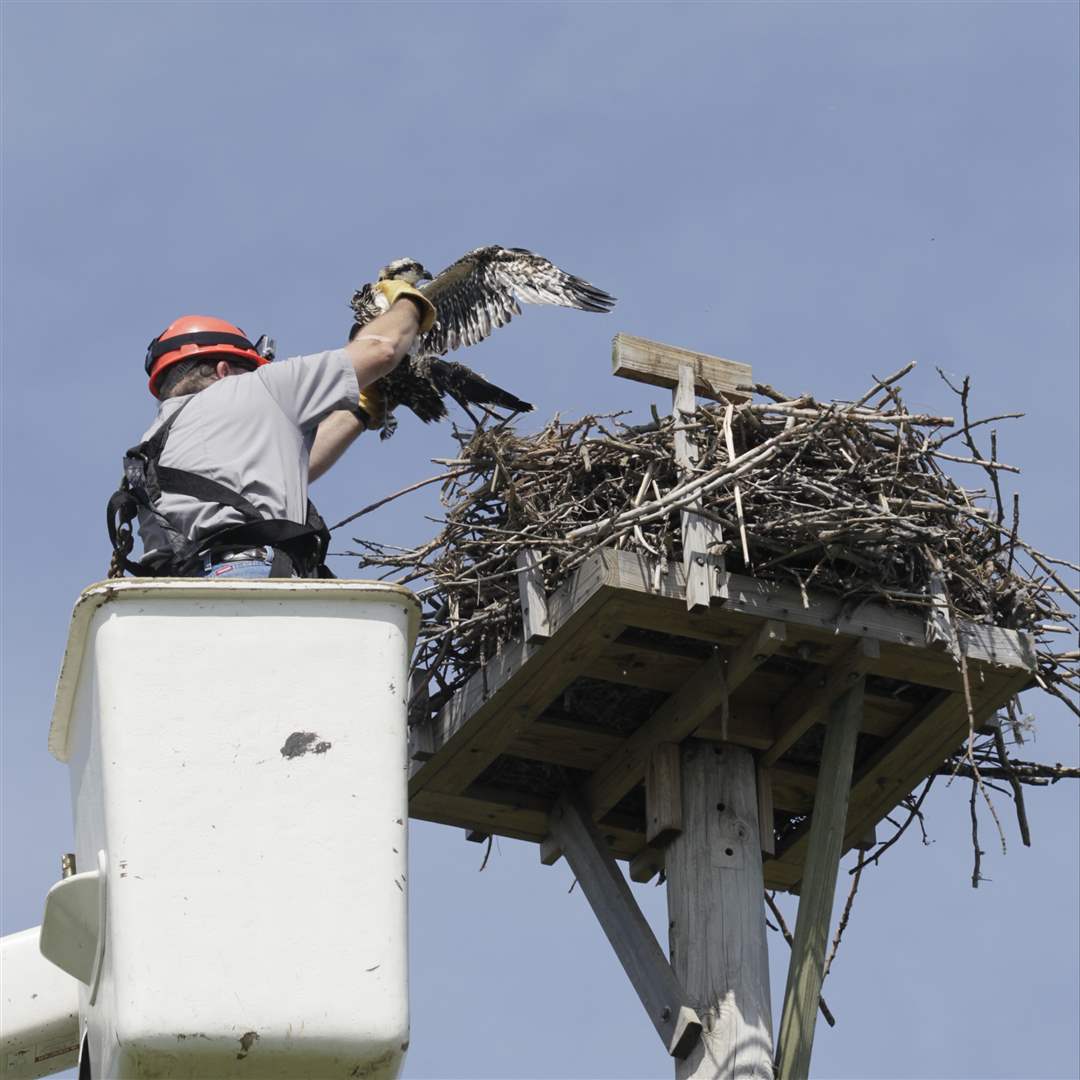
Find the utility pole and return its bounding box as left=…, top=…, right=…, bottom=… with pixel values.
left=667, top=742, right=774, bottom=1079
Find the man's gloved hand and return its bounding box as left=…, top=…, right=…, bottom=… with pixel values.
left=354, top=383, right=390, bottom=431
left=373, top=279, right=437, bottom=333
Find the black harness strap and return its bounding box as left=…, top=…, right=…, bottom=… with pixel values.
left=107, top=397, right=332, bottom=579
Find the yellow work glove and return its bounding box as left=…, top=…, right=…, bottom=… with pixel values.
left=354, top=383, right=389, bottom=431
left=373, top=279, right=437, bottom=333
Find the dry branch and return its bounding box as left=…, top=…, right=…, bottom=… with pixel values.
left=344, top=368, right=1077, bottom=918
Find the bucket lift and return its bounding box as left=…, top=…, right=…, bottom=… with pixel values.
left=1, top=579, right=419, bottom=1079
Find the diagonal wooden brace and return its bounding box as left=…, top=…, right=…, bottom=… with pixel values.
left=776, top=676, right=866, bottom=1079
left=546, top=792, right=702, bottom=1060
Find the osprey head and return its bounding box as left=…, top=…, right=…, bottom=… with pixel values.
left=378, top=258, right=433, bottom=286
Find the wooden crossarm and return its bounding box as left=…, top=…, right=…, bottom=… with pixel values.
left=612, top=333, right=752, bottom=402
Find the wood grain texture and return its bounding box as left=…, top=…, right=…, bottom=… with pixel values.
left=612, top=333, right=752, bottom=402
left=516, top=548, right=551, bottom=643
left=667, top=742, right=775, bottom=1079
left=769, top=666, right=1032, bottom=890
left=601, top=549, right=1032, bottom=685
left=412, top=591, right=625, bottom=797
left=776, top=680, right=864, bottom=1079
left=757, top=763, right=776, bottom=857
left=549, top=793, right=703, bottom=1059
left=762, top=637, right=880, bottom=768
left=674, top=364, right=723, bottom=612
left=587, top=621, right=785, bottom=821
left=646, top=743, right=683, bottom=845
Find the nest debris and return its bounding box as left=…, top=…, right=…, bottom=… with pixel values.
left=336, top=360, right=1078, bottom=1010
left=343, top=363, right=1077, bottom=727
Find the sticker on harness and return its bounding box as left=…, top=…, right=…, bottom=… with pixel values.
left=212, top=564, right=235, bottom=576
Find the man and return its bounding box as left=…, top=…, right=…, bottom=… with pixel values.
left=108, top=280, right=436, bottom=579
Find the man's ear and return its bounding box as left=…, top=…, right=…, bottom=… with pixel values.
left=215, top=360, right=232, bottom=380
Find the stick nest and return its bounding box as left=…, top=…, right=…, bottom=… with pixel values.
left=346, top=366, right=1078, bottom=729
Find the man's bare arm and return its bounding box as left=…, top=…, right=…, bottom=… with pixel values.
left=308, top=299, right=422, bottom=482
left=343, top=299, right=421, bottom=389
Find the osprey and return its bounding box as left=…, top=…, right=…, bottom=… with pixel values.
left=349, top=246, right=616, bottom=437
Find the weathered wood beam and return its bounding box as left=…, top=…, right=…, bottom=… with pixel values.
left=673, top=364, right=723, bottom=612
left=628, top=844, right=665, bottom=884
left=769, top=664, right=1033, bottom=890
left=407, top=668, right=429, bottom=727
left=590, top=636, right=913, bottom=740
left=411, top=586, right=626, bottom=798
left=667, top=742, right=775, bottom=1078
left=412, top=787, right=645, bottom=860
left=408, top=718, right=435, bottom=765
left=757, top=762, right=776, bottom=857
left=600, top=547, right=1035, bottom=684
left=612, top=333, right=752, bottom=402
left=507, top=718, right=624, bottom=770
left=548, top=792, right=703, bottom=1060
left=516, top=548, right=551, bottom=643
left=776, top=679, right=865, bottom=1078
left=646, top=744, right=683, bottom=846
left=587, top=620, right=786, bottom=821
left=762, top=637, right=880, bottom=768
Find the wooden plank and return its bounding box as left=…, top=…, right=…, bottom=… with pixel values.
left=592, top=640, right=910, bottom=743
left=697, top=683, right=905, bottom=743
left=850, top=825, right=877, bottom=852
left=771, top=665, right=1032, bottom=889
left=762, top=637, right=880, bottom=768
left=587, top=620, right=786, bottom=820
left=757, top=762, right=776, bottom=857
left=680, top=706, right=774, bottom=750
left=516, top=548, right=551, bottom=643
left=510, top=706, right=778, bottom=767
left=845, top=665, right=1032, bottom=845
left=776, top=679, right=865, bottom=1079
left=768, top=762, right=819, bottom=814
left=612, top=332, right=751, bottom=402
left=548, top=793, right=703, bottom=1059
left=539, top=834, right=563, bottom=866
left=667, top=743, right=775, bottom=1078
left=629, top=844, right=665, bottom=883
left=408, top=717, right=435, bottom=765
left=508, top=718, right=623, bottom=770
left=925, top=564, right=956, bottom=655
left=601, top=548, right=1032, bottom=689
left=407, top=668, right=429, bottom=727
left=718, top=570, right=1034, bottom=673
left=411, top=788, right=645, bottom=860
left=646, top=744, right=683, bottom=846
left=410, top=580, right=626, bottom=798
left=585, top=646, right=711, bottom=692
left=673, top=364, right=722, bottom=613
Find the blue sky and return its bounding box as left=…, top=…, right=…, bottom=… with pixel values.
left=2, top=2, right=1077, bottom=1077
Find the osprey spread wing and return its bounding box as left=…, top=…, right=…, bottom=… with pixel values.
left=349, top=246, right=616, bottom=436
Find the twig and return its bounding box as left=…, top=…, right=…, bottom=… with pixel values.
left=764, top=892, right=836, bottom=1027
left=330, top=467, right=471, bottom=530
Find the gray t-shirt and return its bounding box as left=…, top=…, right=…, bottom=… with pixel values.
left=136, top=348, right=359, bottom=562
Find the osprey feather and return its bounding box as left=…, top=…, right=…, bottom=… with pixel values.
left=349, top=246, right=616, bottom=437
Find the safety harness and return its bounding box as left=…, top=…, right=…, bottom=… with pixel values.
left=107, top=398, right=332, bottom=579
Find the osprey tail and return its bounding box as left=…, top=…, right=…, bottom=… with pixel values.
left=428, top=359, right=533, bottom=414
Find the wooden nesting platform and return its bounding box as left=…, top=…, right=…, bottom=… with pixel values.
left=407, top=544, right=1034, bottom=895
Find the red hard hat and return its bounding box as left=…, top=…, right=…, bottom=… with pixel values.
left=145, top=315, right=267, bottom=398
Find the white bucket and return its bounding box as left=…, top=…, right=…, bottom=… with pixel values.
left=45, top=579, right=419, bottom=1079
